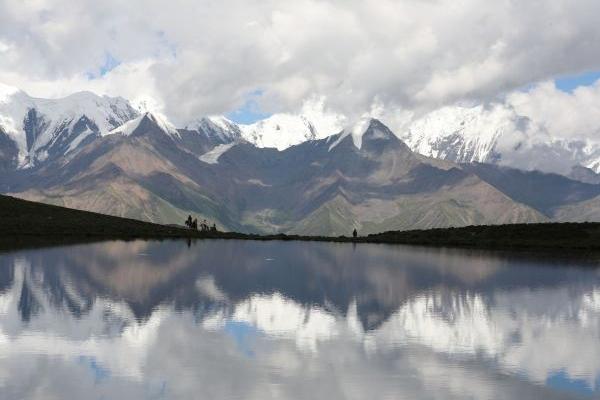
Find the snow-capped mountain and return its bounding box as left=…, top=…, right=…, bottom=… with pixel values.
left=0, top=84, right=139, bottom=168
left=4, top=83, right=600, bottom=178
left=401, top=105, right=506, bottom=164
left=181, top=113, right=334, bottom=151
left=185, top=116, right=243, bottom=144
left=188, top=105, right=600, bottom=177
left=239, top=114, right=321, bottom=150
left=399, top=104, right=600, bottom=175
left=0, top=86, right=334, bottom=172
left=183, top=107, right=600, bottom=177
left=108, top=112, right=179, bottom=138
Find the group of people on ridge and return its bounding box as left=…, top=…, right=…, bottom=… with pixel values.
left=185, top=215, right=218, bottom=232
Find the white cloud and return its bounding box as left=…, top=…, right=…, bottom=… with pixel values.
left=508, top=81, right=600, bottom=142
left=1, top=0, right=600, bottom=125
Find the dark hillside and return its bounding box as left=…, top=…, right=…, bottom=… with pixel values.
left=0, top=194, right=227, bottom=251
left=365, top=223, right=600, bottom=251
left=3, top=194, right=600, bottom=254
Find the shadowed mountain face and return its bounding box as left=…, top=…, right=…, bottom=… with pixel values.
left=0, top=128, right=18, bottom=176
left=1, top=117, right=549, bottom=235
left=462, top=163, right=600, bottom=216
left=461, top=163, right=600, bottom=224
left=569, top=165, right=600, bottom=185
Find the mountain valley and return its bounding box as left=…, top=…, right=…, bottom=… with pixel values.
left=2, top=87, right=600, bottom=235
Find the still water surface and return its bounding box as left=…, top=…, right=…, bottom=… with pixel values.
left=0, top=239, right=599, bottom=399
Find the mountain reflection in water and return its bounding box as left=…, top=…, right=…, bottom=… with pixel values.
left=0, top=240, right=599, bottom=399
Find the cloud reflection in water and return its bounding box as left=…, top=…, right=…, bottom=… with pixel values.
left=0, top=240, right=598, bottom=399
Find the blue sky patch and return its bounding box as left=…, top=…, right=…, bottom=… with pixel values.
left=227, top=90, right=271, bottom=124
left=555, top=70, right=600, bottom=92
left=86, top=53, right=120, bottom=80
left=99, top=53, right=120, bottom=76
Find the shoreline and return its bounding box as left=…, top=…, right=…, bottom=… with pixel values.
left=4, top=224, right=600, bottom=256
left=3, top=194, right=600, bottom=255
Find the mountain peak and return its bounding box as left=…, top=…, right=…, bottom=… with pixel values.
left=328, top=118, right=397, bottom=151
left=239, top=114, right=319, bottom=150
left=143, top=112, right=178, bottom=135
left=107, top=112, right=179, bottom=138
left=362, top=118, right=395, bottom=138
left=185, top=116, right=242, bottom=144
left=365, top=118, right=390, bottom=131
left=0, top=88, right=139, bottom=168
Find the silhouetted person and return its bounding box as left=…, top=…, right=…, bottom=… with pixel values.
left=352, top=228, right=358, bottom=238
left=210, top=223, right=217, bottom=232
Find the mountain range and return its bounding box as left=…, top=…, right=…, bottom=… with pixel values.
left=2, top=85, right=600, bottom=235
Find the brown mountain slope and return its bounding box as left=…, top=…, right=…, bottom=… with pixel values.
left=4, top=118, right=549, bottom=235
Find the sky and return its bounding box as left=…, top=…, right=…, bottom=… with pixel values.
left=1, top=0, right=600, bottom=131
left=555, top=70, right=600, bottom=93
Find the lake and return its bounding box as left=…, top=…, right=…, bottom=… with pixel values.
left=0, top=239, right=599, bottom=399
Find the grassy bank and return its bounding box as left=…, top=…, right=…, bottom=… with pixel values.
left=362, top=223, right=600, bottom=251
left=0, top=194, right=239, bottom=251
left=2, top=194, right=600, bottom=253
